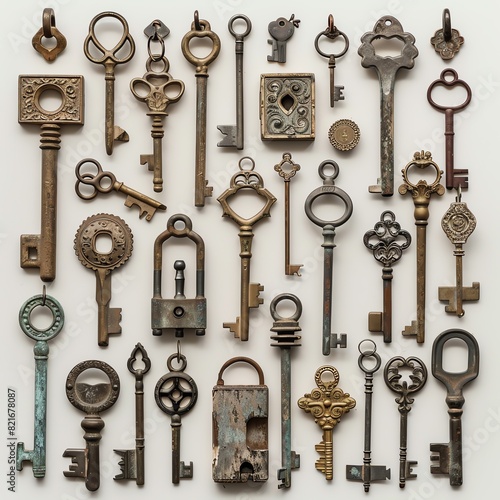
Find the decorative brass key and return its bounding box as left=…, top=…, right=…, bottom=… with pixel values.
left=19, top=75, right=84, bottom=282
left=399, top=152, right=444, bottom=343
left=218, top=157, right=276, bottom=341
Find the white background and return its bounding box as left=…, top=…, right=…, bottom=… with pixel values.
left=2, top=0, right=499, bottom=499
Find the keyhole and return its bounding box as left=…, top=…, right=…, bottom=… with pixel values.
left=280, top=94, right=295, bottom=112
left=372, top=37, right=405, bottom=58
left=37, top=86, right=64, bottom=114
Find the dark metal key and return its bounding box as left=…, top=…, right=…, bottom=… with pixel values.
left=431, top=329, right=479, bottom=486
left=267, top=14, right=300, bottom=63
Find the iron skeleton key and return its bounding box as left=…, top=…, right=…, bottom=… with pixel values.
left=359, top=16, right=418, bottom=196
left=217, top=14, right=251, bottom=149
left=267, top=14, right=300, bottom=63
left=430, top=329, right=479, bottom=486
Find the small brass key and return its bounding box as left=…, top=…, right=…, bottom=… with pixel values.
left=75, top=158, right=166, bottom=221
left=399, top=152, right=444, bottom=343
left=63, top=360, right=120, bottom=491
left=74, top=214, right=133, bottom=346
left=218, top=157, right=276, bottom=341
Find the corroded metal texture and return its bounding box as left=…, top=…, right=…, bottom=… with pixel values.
left=430, top=9, right=464, bottom=60
left=267, top=14, right=300, bottom=62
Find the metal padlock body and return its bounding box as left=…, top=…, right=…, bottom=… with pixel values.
left=151, top=214, right=206, bottom=336
left=212, top=357, right=268, bottom=483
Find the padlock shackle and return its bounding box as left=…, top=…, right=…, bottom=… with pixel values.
left=217, top=356, right=265, bottom=386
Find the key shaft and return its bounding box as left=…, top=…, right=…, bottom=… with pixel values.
left=140, top=115, right=165, bottom=192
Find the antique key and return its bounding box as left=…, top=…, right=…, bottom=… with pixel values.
left=274, top=152, right=302, bottom=276
left=181, top=11, right=220, bottom=207
left=218, top=157, right=276, bottom=341
left=270, top=293, right=302, bottom=488
left=114, top=343, right=151, bottom=485
left=346, top=340, right=390, bottom=491
left=16, top=289, right=64, bottom=478
left=155, top=345, right=198, bottom=484
left=267, top=14, right=300, bottom=63
left=298, top=366, right=355, bottom=480
left=63, top=360, right=120, bottom=491
left=217, top=14, right=251, bottom=149
left=427, top=69, right=472, bottom=190
left=430, top=329, right=480, bottom=486
left=75, top=158, right=166, bottom=221
left=304, top=160, right=353, bottom=355
left=359, top=16, right=418, bottom=196
left=32, top=8, right=67, bottom=62
left=431, top=9, right=464, bottom=60
left=19, top=75, right=84, bottom=282
left=384, top=356, right=427, bottom=488
left=363, top=211, right=411, bottom=343
left=314, top=14, right=349, bottom=107
left=131, top=21, right=185, bottom=192
left=84, top=11, right=135, bottom=155
left=74, top=214, right=133, bottom=346
left=400, top=152, right=445, bottom=343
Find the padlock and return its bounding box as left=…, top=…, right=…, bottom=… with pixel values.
left=212, top=357, right=269, bottom=483
left=151, top=214, right=206, bottom=337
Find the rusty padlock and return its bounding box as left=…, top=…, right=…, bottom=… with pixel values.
left=212, top=357, right=268, bottom=483
left=151, top=214, right=206, bottom=337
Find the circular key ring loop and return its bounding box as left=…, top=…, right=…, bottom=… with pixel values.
left=427, top=69, right=472, bottom=112
left=181, top=15, right=221, bottom=71
left=19, top=293, right=64, bottom=341
left=400, top=155, right=443, bottom=191
left=314, top=28, right=349, bottom=60
left=228, top=14, right=252, bottom=39
left=75, top=158, right=116, bottom=199
left=270, top=293, right=302, bottom=322
left=42, top=8, right=56, bottom=38
left=147, top=33, right=165, bottom=62
left=166, top=213, right=193, bottom=237
left=357, top=339, right=382, bottom=374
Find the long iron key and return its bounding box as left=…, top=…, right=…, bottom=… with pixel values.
left=399, top=152, right=444, bottom=343
left=74, top=214, right=133, bottom=346
left=114, top=343, right=151, bottom=485
left=217, top=14, right=251, bottom=149
left=19, top=75, right=84, bottom=282
left=359, top=16, right=418, bottom=196
left=181, top=11, right=220, bottom=207
left=427, top=69, right=472, bottom=190
left=384, top=356, right=427, bottom=488
left=155, top=347, right=198, bottom=484
left=431, top=329, right=479, bottom=486
left=218, top=157, right=276, bottom=341
left=84, top=12, right=135, bottom=155
left=304, top=160, right=353, bottom=355
left=16, top=290, right=64, bottom=478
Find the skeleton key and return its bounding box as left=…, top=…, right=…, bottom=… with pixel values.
left=217, top=157, right=276, bottom=341
left=155, top=345, right=198, bottom=484
left=298, top=366, right=355, bottom=480
left=314, top=14, right=349, bottom=107
left=19, top=75, right=84, bottom=282
left=16, top=290, right=64, bottom=478
left=217, top=14, right=251, bottom=149
left=267, top=14, right=300, bottom=63
left=181, top=11, right=220, bottom=207
left=114, top=343, right=151, bottom=485
left=427, top=69, right=472, bottom=190
left=84, top=11, right=135, bottom=155
left=75, top=158, right=166, bottom=221
left=359, top=16, right=418, bottom=196
left=304, top=160, right=353, bottom=355
left=270, top=294, right=302, bottom=488
left=274, top=153, right=302, bottom=276
left=431, top=329, right=479, bottom=486
left=131, top=22, right=184, bottom=192
left=399, top=152, right=444, bottom=343
left=363, top=211, right=411, bottom=343
left=384, top=356, right=427, bottom=488
left=346, top=340, right=390, bottom=491
left=74, top=214, right=133, bottom=346
left=63, top=360, right=120, bottom=491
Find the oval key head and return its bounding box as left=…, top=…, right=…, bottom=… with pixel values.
left=427, top=69, right=472, bottom=113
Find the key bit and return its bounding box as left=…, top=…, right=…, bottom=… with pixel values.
left=431, top=9, right=464, bottom=60
left=74, top=214, right=133, bottom=346
left=267, top=14, right=300, bottom=63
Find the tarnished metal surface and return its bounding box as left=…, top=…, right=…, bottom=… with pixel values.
left=267, top=14, right=300, bottom=63
left=298, top=366, right=355, bottom=480
left=16, top=290, right=64, bottom=478
left=151, top=214, right=206, bottom=337
left=328, top=119, right=360, bottom=151
left=431, top=9, right=464, bottom=60
left=430, top=329, right=479, bottom=486
left=213, top=357, right=268, bottom=483
left=19, top=75, right=84, bottom=282
left=260, top=74, right=315, bottom=140
left=32, top=8, right=67, bottom=62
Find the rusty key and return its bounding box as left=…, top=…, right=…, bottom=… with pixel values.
left=359, top=16, right=418, bottom=196
left=19, top=75, right=84, bottom=282
left=427, top=69, right=472, bottom=190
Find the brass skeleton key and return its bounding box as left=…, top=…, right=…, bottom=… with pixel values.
left=19, top=75, right=84, bottom=282
left=399, top=152, right=444, bottom=343
left=218, top=157, right=276, bottom=341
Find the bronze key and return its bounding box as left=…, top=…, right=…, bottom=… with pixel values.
left=19, top=75, right=84, bottom=282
